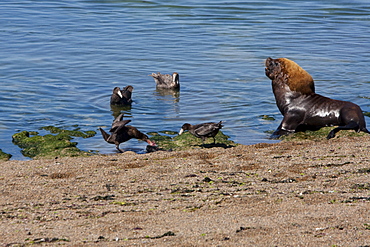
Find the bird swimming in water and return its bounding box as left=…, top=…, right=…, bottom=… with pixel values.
left=150, top=72, right=180, bottom=89
left=99, top=114, right=156, bottom=153
left=179, top=121, right=223, bottom=144
left=110, top=85, right=134, bottom=105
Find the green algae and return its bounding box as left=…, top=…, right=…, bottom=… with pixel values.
left=41, top=126, right=96, bottom=138
left=279, top=126, right=369, bottom=142
left=159, top=130, right=178, bottom=135
left=148, top=130, right=237, bottom=151
left=0, top=149, right=12, bottom=161
left=12, top=127, right=97, bottom=159
left=259, top=115, right=275, bottom=121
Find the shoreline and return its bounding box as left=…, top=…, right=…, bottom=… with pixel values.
left=1, top=136, right=370, bottom=246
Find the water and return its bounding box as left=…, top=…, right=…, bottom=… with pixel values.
left=1, top=1, right=370, bottom=160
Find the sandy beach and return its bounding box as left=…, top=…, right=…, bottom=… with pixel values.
left=1, top=135, right=370, bottom=246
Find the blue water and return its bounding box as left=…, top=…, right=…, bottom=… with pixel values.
left=1, top=1, right=370, bottom=160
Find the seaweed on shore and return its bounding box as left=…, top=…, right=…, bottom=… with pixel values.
left=280, top=126, right=369, bottom=141
left=0, top=149, right=12, bottom=161
left=41, top=125, right=96, bottom=138
left=147, top=130, right=237, bottom=151
left=12, top=126, right=97, bottom=159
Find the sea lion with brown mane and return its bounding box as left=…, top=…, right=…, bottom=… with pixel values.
left=265, top=57, right=369, bottom=139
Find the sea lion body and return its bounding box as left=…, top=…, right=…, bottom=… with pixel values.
left=265, top=57, right=369, bottom=139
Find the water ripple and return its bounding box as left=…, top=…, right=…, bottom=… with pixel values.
left=1, top=0, right=369, bottom=159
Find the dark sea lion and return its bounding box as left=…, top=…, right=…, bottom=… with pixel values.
left=265, top=57, right=369, bottom=139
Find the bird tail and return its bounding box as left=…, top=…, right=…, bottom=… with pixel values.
left=99, top=128, right=110, bottom=142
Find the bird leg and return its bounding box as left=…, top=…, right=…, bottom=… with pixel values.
left=200, top=137, right=206, bottom=146
left=115, top=144, right=125, bottom=153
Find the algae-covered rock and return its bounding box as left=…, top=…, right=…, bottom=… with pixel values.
left=159, top=130, right=178, bottom=135
left=280, top=126, right=369, bottom=142
left=0, top=149, right=12, bottom=161
left=148, top=130, right=237, bottom=151
left=41, top=126, right=96, bottom=138
left=12, top=127, right=97, bottom=159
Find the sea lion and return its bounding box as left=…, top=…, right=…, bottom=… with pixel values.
left=265, top=57, right=369, bottom=139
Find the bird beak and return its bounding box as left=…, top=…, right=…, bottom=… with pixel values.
left=179, top=128, right=184, bottom=135
left=147, top=139, right=156, bottom=146
left=173, top=73, right=179, bottom=84
left=117, top=90, right=123, bottom=98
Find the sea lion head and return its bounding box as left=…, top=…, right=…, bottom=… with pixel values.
left=265, top=57, right=315, bottom=94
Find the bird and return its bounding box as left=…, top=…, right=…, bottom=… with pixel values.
left=150, top=72, right=180, bottom=89
left=99, top=114, right=156, bottom=153
left=179, top=121, right=223, bottom=144
left=110, top=85, right=134, bottom=105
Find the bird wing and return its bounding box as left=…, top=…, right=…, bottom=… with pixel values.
left=151, top=73, right=172, bottom=85
left=113, top=114, right=124, bottom=123
left=161, top=74, right=173, bottom=85
left=194, top=124, right=215, bottom=136
left=112, top=124, right=130, bottom=136
left=110, top=120, right=131, bottom=132
left=194, top=122, right=222, bottom=136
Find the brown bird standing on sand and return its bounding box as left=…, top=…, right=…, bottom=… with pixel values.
left=110, top=85, right=134, bottom=105
left=150, top=72, right=180, bottom=89
left=99, top=114, right=156, bottom=153
left=179, top=121, right=223, bottom=144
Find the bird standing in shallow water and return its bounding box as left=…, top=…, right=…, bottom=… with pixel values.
left=150, top=72, right=180, bottom=89
left=179, top=121, right=223, bottom=144
left=99, top=114, right=156, bottom=153
left=110, top=85, right=134, bottom=105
